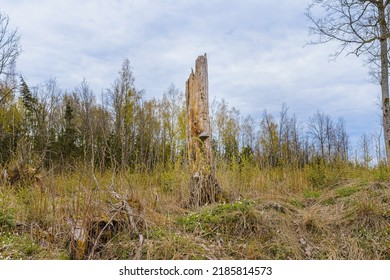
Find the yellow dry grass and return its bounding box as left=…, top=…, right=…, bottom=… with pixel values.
left=0, top=163, right=389, bottom=259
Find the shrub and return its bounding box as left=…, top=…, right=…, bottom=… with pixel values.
left=306, top=161, right=344, bottom=189
left=372, top=163, right=390, bottom=182
left=0, top=189, right=15, bottom=229
left=0, top=209, right=15, bottom=229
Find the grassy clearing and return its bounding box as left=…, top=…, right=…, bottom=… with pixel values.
left=0, top=163, right=389, bottom=259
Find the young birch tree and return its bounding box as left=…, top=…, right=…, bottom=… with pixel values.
left=306, top=0, right=390, bottom=163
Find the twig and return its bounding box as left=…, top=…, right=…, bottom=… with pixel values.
left=109, top=185, right=145, bottom=259
left=134, top=233, right=144, bottom=260
left=109, top=186, right=138, bottom=233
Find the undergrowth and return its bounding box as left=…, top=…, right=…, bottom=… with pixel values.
left=0, top=163, right=389, bottom=260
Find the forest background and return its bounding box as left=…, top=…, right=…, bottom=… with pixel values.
left=1, top=1, right=390, bottom=260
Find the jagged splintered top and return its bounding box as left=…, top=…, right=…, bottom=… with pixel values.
left=189, top=53, right=207, bottom=79
left=195, top=53, right=207, bottom=75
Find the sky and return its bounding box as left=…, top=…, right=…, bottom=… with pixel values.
left=1, top=0, right=382, bottom=148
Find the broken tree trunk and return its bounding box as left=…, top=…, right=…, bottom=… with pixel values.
left=186, top=53, right=221, bottom=207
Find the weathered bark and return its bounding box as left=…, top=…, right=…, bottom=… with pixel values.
left=186, top=54, right=221, bottom=207
left=378, top=3, right=390, bottom=163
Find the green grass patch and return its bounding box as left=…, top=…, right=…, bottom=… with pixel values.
left=0, top=232, right=40, bottom=260
left=289, top=199, right=304, bottom=209
left=176, top=200, right=258, bottom=238
left=335, top=186, right=361, bottom=198
left=303, top=189, right=322, bottom=199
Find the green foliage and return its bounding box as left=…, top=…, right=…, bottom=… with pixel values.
left=0, top=94, right=22, bottom=164
left=306, top=160, right=344, bottom=188
left=20, top=77, right=39, bottom=131
left=177, top=200, right=257, bottom=238
left=269, top=243, right=292, bottom=260
left=303, top=189, right=321, bottom=199
left=335, top=186, right=361, bottom=198
left=58, top=96, right=80, bottom=165
left=372, top=163, right=390, bottom=181
left=0, top=209, right=15, bottom=229
left=20, top=78, right=35, bottom=111
left=0, top=59, right=371, bottom=174
left=0, top=188, right=15, bottom=229
left=259, top=112, right=279, bottom=167
left=0, top=232, right=41, bottom=260
left=160, top=171, right=175, bottom=193
left=240, top=146, right=254, bottom=163
left=289, top=198, right=305, bottom=209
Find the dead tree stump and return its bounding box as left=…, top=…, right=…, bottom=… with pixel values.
left=186, top=53, right=221, bottom=207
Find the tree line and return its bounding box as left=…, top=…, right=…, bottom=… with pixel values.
left=1, top=59, right=187, bottom=171
left=2, top=56, right=376, bottom=172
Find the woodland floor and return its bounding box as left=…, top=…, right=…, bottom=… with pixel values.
left=1, top=163, right=390, bottom=260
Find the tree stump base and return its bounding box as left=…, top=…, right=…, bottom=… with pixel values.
left=189, top=173, right=221, bottom=207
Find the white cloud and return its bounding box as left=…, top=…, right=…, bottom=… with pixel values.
left=1, top=0, right=383, bottom=143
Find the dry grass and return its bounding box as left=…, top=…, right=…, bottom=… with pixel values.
left=0, top=163, right=389, bottom=259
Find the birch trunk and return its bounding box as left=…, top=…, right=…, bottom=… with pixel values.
left=379, top=3, right=390, bottom=163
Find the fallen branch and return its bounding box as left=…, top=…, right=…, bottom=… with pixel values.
left=109, top=185, right=144, bottom=259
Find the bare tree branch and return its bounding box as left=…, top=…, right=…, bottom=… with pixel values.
left=0, top=11, right=21, bottom=78
left=306, top=0, right=390, bottom=162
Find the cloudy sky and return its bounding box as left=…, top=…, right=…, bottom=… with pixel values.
left=1, top=0, right=382, bottom=147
